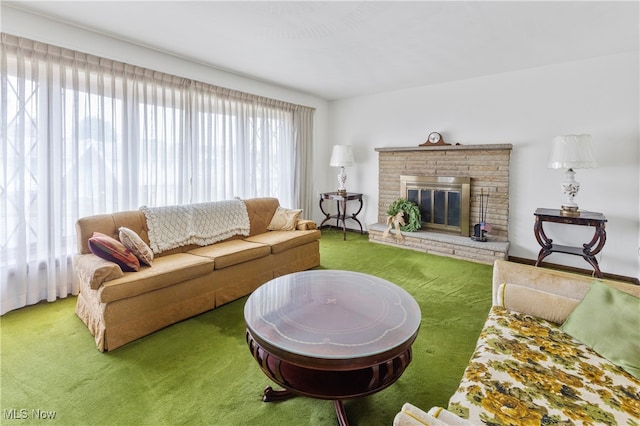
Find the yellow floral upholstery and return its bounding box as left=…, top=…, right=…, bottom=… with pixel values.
left=447, top=306, right=640, bottom=425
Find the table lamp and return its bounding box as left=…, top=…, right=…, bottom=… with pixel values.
left=548, top=134, right=597, bottom=216
left=330, top=145, right=354, bottom=195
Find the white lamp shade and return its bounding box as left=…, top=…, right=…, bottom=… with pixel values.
left=329, top=145, right=354, bottom=167
left=548, top=134, right=598, bottom=169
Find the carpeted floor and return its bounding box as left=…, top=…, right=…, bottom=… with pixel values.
left=0, top=229, right=493, bottom=425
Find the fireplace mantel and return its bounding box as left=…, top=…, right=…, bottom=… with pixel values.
left=375, top=143, right=513, bottom=153
left=371, top=143, right=512, bottom=264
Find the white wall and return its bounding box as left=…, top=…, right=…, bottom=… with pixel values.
left=328, top=52, right=639, bottom=279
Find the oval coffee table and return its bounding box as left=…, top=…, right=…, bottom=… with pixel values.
left=244, top=270, right=421, bottom=425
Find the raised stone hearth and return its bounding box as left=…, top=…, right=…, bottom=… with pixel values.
left=371, top=144, right=512, bottom=264
left=368, top=223, right=509, bottom=264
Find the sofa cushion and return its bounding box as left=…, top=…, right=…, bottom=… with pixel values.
left=497, top=283, right=580, bottom=324
left=187, top=240, right=271, bottom=270
left=88, top=232, right=140, bottom=272
left=99, top=253, right=214, bottom=303
left=242, top=197, right=280, bottom=236
left=244, top=229, right=321, bottom=254
left=561, top=280, right=640, bottom=379
left=447, top=306, right=640, bottom=425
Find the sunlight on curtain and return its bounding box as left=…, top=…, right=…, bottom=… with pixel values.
left=190, top=84, right=299, bottom=207
left=0, top=34, right=314, bottom=315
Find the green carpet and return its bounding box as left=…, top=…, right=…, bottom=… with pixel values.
left=0, top=230, right=493, bottom=425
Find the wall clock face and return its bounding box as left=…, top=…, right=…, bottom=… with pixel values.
left=428, top=132, right=442, bottom=144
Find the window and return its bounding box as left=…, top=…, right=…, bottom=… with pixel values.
left=0, top=34, right=314, bottom=314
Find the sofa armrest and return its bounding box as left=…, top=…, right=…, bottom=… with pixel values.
left=393, top=412, right=439, bottom=426
left=392, top=404, right=473, bottom=426
left=296, top=219, right=317, bottom=230
left=428, top=407, right=475, bottom=425
left=74, top=253, right=124, bottom=290
left=393, top=403, right=445, bottom=426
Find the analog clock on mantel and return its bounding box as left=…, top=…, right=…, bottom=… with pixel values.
left=428, top=132, right=442, bottom=144
left=420, top=132, right=451, bottom=146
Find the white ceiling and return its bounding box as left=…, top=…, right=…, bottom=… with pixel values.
left=5, top=1, right=639, bottom=100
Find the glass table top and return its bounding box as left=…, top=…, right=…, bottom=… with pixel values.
left=244, top=270, right=421, bottom=360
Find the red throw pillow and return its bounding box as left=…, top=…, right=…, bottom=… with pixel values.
left=88, top=232, right=140, bottom=272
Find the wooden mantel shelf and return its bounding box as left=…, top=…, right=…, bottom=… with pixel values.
left=375, top=144, right=513, bottom=152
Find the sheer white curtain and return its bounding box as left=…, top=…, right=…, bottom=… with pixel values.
left=0, top=34, right=315, bottom=315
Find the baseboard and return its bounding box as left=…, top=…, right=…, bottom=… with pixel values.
left=507, top=256, right=639, bottom=285
left=320, top=226, right=368, bottom=235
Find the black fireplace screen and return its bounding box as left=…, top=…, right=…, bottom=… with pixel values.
left=407, top=189, right=461, bottom=227
left=402, top=176, right=470, bottom=236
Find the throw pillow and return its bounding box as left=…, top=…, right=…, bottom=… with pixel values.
left=88, top=232, right=140, bottom=272
left=119, top=227, right=154, bottom=266
left=267, top=207, right=302, bottom=231
left=497, top=283, right=581, bottom=324
left=561, top=279, right=640, bottom=379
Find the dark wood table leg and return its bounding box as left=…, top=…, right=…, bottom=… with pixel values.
left=319, top=197, right=332, bottom=229
left=265, top=391, right=350, bottom=426
left=262, top=386, right=296, bottom=402
left=338, top=199, right=347, bottom=240
left=534, top=217, right=553, bottom=266
left=350, top=197, right=364, bottom=234
left=582, top=223, right=606, bottom=278
left=334, top=400, right=349, bottom=426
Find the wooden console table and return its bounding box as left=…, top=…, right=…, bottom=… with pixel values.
left=533, top=208, right=607, bottom=278
left=319, top=192, right=364, bottom=240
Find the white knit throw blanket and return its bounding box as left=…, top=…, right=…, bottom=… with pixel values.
left=140, top=200, right=250, bottom=254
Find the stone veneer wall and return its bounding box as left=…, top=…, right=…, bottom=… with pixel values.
left=370, top=144, right=512, bottom=264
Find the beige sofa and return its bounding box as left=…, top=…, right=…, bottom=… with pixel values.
left=74, top=197, right=320, bottom=352
left=394, top=260, right=640, bottom=425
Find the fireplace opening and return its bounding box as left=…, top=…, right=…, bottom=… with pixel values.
left=400, top=176, right=471, bottom=236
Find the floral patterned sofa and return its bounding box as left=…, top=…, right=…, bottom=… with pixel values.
left=394, top=260, right=640, bottom=425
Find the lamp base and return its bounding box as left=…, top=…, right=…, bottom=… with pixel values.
left=560, top=205, right=580, bottom=217
left=559, top=168, right=581, bottom=217
left=336, top=167, right=348, bottom=196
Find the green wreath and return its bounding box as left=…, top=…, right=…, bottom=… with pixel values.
left=386, top=198, right=422, bottom=232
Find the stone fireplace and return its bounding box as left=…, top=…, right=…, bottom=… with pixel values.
left=368, top=143, right=512, bottom=264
